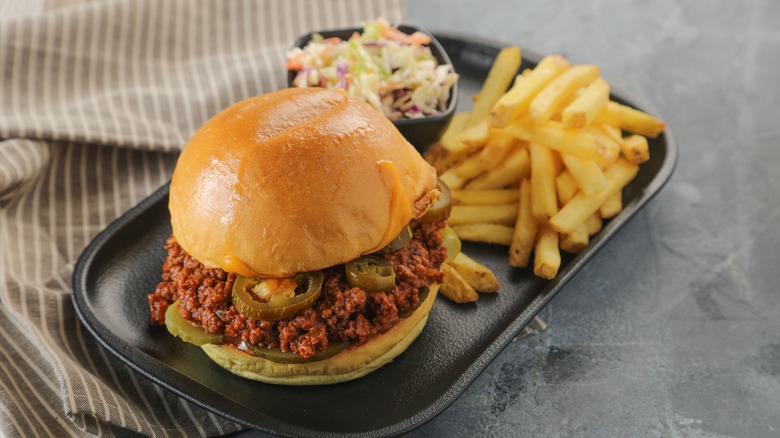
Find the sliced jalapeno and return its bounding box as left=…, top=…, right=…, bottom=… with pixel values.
left=420, top=179, right=452, bottom=223
left=379, top=225, right=413, bottom=254
left=165, top=300, right=224, bottom=346
left=440, top=225, right=462, bottom=263
left=345, top=255, right=396, bottom=292
left=246, top=340, right=347, bottom=363
left=232, top=271, right=323, bottom=321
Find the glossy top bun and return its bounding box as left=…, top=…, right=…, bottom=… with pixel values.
left=169, top=88, right=438, bottom=277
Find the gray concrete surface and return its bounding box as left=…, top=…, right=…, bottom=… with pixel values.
left=405, top=1, right=780, bottom=436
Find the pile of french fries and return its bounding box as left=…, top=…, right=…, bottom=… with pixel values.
left=431, top=46, right=665, bottom=282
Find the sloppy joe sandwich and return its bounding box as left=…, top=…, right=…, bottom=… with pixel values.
left=147, top=88, right=459, bottom=385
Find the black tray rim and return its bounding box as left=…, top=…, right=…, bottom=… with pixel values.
left=72, top=32, right=678, bottom=437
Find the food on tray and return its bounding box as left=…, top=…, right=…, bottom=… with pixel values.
left=286, top=19, right=458, bottom=120
left=147, top=88, right=459, bottom=385
left=425, top=46, right=666, bottom=280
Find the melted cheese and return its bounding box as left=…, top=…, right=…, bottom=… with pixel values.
left=372, top=160, right=412, bottom=251
left=221, top=255, right=260, bottom=278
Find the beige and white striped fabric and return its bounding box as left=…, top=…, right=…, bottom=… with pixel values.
left=0, top=0, right=406, bottom=436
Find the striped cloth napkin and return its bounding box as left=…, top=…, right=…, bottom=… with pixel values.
left=0, top=0, right=406, bottom=436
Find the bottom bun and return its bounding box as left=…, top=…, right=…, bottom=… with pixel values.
left=201, top=283, right=439, bottom=385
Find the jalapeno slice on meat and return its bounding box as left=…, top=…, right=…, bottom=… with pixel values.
left=345, top=255, right=396, bottom=292
left=231, top=271, right=323, bottom=321
left=379, top=225, right=413, bottom=254
left=419, top=179, right=452, bottom=223
left=165, top=300, right=224, bottom=346
left=440, top=225, right=462, bottom=263
left=246, top=340, right=347, bottom=364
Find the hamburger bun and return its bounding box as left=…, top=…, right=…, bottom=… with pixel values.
left=169, top=88, right=439, bottom=278
left=201, top=284, right=438, bottom=385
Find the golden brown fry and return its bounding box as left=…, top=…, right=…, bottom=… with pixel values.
left=439, top=153, right=483, bottom=189
left=461, top=119, right=490, bottom=147
left=594, top=101, right=666, bottom=138
left=600, top=190, right=622, bottom=219
left=449, top=204, right=519, bottom=226
left=585, top=126, right=621, bottom=167
left=449, top=252, right=500, bottom=293
left=585, top=212, right=602, bottom=236
left=529, top=65, right=599, bottom=125
left=440, top=263, right=479, bottom=303
left=425, top=142, right=470, bottom=174
left=555, top=170, right=578, bottom=205
left=479, top=130, right=519, bottom=171
left=453, top=153, right=486, bottom=179
left=509, top=179, right=538, bottom=267
left=467, top=46, right=521, bottom=127
left=561, top=153, right=608, bottom=196
left=560, top=223, right=589, bottom=254
left=534, top=225, right=561, bottom=279
left=504, top=119, right=611, bottom=168
left=451, top=189, right=519, bottom=205
left=561, top=77, right=610, bottom=128
left=530, top=143, right=558, bottom=223
left=490, top=55, right=571, bottom=128
left=452, top=224, right=514, bottom=246
left=621, top=134, right=650, bottom=164
left=549, top=159, right=639, bottom=234
left=465, top=146, right=530, bottom=190
left=441, top=112, right=472, bottom=152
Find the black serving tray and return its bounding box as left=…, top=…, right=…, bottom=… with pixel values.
left=72, top=33, right=677, bottom=437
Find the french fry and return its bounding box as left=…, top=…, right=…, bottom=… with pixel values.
left=490, top=55, right=571, bottom=128
left=452, top=189, right=519, bottom=205
left=530, top=143, right=558, bottom=223
left=452, top=224, right=514, bottom=246
left=621, top=134, right=650, bottom=164
left=585, top=212, right=602, bottom=236
left=449, top=204, right=519, bottom=226
left=549, top=159, right=639, bottom=234
left=440, top=263, right=479, bottom=303
left=560, top=223, right=589, bottom=254
left=453, top=153, right=485, bottom=179
left=449, top=252, right=500, bottom=293
left=555, top=170, right=578, bottom=205
left=594, top=101, right=666, bottom=138
left=599, top=124, right=624, bottom=146
left=581, top=126, right=621, bottom=168
left=425, top=141, right=473, bottom=174
left=441, top=112, right=472, bottom=152
left=439, top=153, right=483, bottom=189
left=529, top=65, right=599, bottom=125
left=561, top=77, right=610, bottom=128
left=465, top=146, right=530, bottom=190
left=560, top=153, right=607, bottom=196
left=509, top=178, right=537, bottom=267
left=534, top=225, right=560, bottom=279
left=600, top=190, right=622, bottom=219
left=503, top=119, right=611, bottom=168
left=467, top=46, right=521, bottom=127
left=461, top=119, right=490, bottom=147
left=479, top=130, right=518, bottom=171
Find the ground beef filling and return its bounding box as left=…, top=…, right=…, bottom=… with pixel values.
left=148, top=221, right=446, bottom=358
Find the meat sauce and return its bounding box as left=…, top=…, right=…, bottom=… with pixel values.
left=148, top=221, right=446, bottom=358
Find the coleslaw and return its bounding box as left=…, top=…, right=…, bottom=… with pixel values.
left=286, top=19, right=458, bottom=120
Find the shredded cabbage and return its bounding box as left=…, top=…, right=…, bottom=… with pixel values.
left=286, top=19, right=458, bottom=120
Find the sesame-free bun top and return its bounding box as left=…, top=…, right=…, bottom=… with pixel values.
left=169, top=88, right=438, bottom=278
